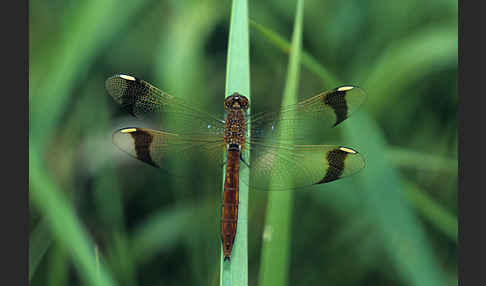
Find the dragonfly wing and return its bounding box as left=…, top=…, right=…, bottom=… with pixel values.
left=113, top=127, right=226, bottom=172
left=106, top=74, right=226, bottom=135
left=248, top=86, right=366, bottom=142
left=241, top=143, right=365, bottom=190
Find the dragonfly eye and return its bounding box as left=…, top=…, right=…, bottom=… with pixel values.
left=224, top=93, right=250, bottom=111
left=224, top=98, right=233, bottom=110
left=240, top=97, right=249, bottom=110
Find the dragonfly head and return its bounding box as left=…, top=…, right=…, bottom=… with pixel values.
left=224, top=93, right=249, bottom=111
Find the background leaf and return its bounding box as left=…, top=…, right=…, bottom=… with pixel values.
left=258, top=1, right=303, bottom=286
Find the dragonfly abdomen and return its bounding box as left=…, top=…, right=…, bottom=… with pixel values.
left=221, top=149, right=240, bottom=261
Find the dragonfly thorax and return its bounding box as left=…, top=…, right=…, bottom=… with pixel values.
left=224, top=102, right=247, bottom=150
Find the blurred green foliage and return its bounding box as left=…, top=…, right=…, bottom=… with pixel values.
left=29, top=0, right=457, bottom=285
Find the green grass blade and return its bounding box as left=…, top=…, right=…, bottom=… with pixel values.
left=30, top=145, right=116, bottom=286
left=342, top=112, right=448, bottom=286
left=46, top=245, right=69, bottom=286
left=258, top=1, right=303, bottom=286
left=29, top=218, right=52, bottom=282
left=30, top=0, right=152, bottom=147
left=250, top=18, right=340, bottom=88
left=95, top=245, right=101, bottom=283
left=130, top=205, right=194, bottom=264
left=361, top=25, right=457, bottom=115
left=403, top=181, right=458, bottom=242
left=225, top=2, right=251, bottom=96
left=220, top=0, right=250, bottom=285
left=386, top=146, right=458, bottom=174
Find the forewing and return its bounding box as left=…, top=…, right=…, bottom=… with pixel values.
left=248, top=86, right=366, bottom=142
left=106, top=74, right=225, bottom=135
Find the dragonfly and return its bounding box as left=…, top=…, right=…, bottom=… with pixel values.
left=106, top=74, right=366, bottom=261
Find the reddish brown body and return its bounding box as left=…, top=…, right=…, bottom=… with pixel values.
left=222, top=149, right=240, bottom=260
left=221, top=93, right=248, bottom=261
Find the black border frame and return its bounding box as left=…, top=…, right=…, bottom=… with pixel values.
left=7, top=0, right=29, bottom=284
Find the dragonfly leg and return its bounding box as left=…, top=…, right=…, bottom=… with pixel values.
left=240, top=153, right=250, bottom=168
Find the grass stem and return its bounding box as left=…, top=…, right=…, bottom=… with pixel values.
left=220, top=0, right=250, bottom=285
left=258, top=1, right=304, bottom=285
